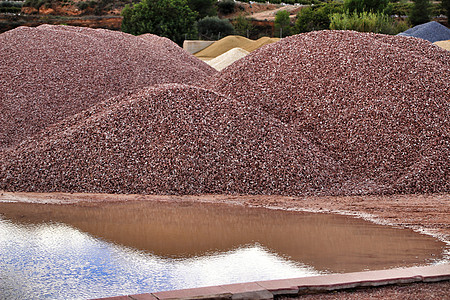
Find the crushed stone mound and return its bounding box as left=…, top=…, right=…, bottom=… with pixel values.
left=0, top=84, right=354, bottom=196
left=194, top=35, right=279, bottom=60
left=434, top=39, right=450, bottom=51
left=207, top=47, right=250, bottom=71
left=398, top=21, right=450, bottom=43
left=0, top=25, right=215, bottom=149
left=207, top=30, right=450, bottom=195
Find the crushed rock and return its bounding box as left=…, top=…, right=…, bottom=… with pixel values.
left=0, top=25, right=215, bottom=149
left=398, top=21, right=450, bottom=43
left=207, top=30, right=450, bottom=195
left=207, top=47, right=250, bottom=71
left=434, top=39, right=450, bottom=51
left=0, top=84, right=352, bottom=196
left=194, top=35, right=279, bottom=60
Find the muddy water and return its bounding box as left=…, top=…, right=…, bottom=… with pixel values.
left=0, top=201, right=446, bottom=299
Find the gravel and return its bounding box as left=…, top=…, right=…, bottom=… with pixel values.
left=434, top=39, right=450, bottom=51
left=0, top=84, right=350, bottom=196
left=207, top=47, right=249, bottom=71
left=208, top=30, right=450, bottom=195
left=398, top=21, right=450, bottom=43
left=0, top=25, right=216, bottom=149
left=194, top=35, right=279, bottom=60
left=281, top=280, right=450, bottom=300
left=1, top=28, right=448, bottom=196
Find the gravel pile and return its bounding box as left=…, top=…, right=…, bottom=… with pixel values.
left=208, top=30, right=450, bottom=195
left=194, top=35, right=279, bottom=60
left=434, top=39, right=450, bottom=51
left=397, top=21, right=450, bottom=43
left=0, top=25, right=215, bottom=149
left=207, top=48, right=249, bottom=71
left=0, top=84, right=351, bottom=196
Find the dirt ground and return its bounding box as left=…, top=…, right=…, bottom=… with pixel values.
left=0, top=191, right=449, bottom=299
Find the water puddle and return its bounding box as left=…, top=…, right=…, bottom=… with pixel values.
left=0, top=200, right=447, bottom=299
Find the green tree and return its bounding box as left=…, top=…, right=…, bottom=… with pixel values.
left=274, top=10, right=291, bottom=37
left=294, top=2, right=343, bottom=33
left=233, top=15, right=254, bottom=37
left=187, top=0, right=216, bottom=19
left=197, top=16, right=234, bottom=39
left=409, top=0, right=431, bottom=26
left=441, top=0, right=450, bottom=20
left=217, top=0, right=235, bottom=15
left=344, top=0, right=389, bottom=13
left=121, top=0, right=197, bottom=46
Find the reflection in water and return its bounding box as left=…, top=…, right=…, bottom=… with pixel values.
left=0, top=201, right=447, bottom=300
left=0, top=219, right=316, bottom=300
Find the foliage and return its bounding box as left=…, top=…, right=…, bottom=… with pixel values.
left=0, top=0, right=23, bottom=12
left=274, top=10, right=291, bottom=37
left=121, top=0, right=197, bottom=45
left=439, top=0, right=449, bottom=19
left=233, top=14, right=254, bottom=38
left=294, top=2, right=343, bottom=33
left=217, top=0, right=235, bottom=15
left=409, top=0, right=431, bottom=26
left=187, top=0, right=216, bottom=19
left=76, top=0, right=97, bottom=10
left=390, top=2, right=412, bottom=16
left=330, top=11, right=409, bottom=34
left=197, top=16, right=234, bottom=39
left=23, top=0, right=52, bottom=11
left=344, top=0, right=389, bottom=14
left=431, top=0, right=450, bottom=18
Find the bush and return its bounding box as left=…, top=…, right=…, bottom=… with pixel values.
left=187, top=0, right=216, bottom=19
left=121, top=0, right=197, bottom=46
left=330, top=11, right=409, bottom=34
left=390, top=2, right=412, bottom=16
left=444, top=0, right=450, bottom=20
left=233, top=14, right=254, bottom=37
left=344, top=0, right=389, bottom=14
left=274, top=10, right=291, bottom=37
left=197, top=16, right=234, bottom=39
left=409, top=0, right=431, bottom=26
left=217, top=0, right=235, bottom=15
left=294, top=2, right=343, bottom=33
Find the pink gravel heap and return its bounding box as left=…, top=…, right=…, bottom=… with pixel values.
left=0, top=84, right=350, bottom=196
left=208, top=30, right=450, bottom=195
left=0, top=25, right=215, bottom=149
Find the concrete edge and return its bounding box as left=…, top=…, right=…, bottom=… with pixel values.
left=94, top=264, right=450, bottom=300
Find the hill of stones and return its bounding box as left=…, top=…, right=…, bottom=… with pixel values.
left=0, top=25, right=449, bottom=196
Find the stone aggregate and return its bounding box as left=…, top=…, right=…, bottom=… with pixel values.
left=0, top=25, right=216, bottom=149
left=1, top=28, right=449, bottom=196
left=0, top=84, right=350, bottom=196
left=208, top=30, right=450, bottom=195
left=398, top=21, right=450, bottom=43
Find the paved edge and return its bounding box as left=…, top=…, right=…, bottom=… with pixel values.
left=92, top=264, right=450, bottom=300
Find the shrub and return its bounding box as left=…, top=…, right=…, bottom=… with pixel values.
left=409, top=0, right=431, bottom=26
left=294, top=2, right=343, bottom=33
left=274, top=10, right=291, bottom=37
left=217, top=0, right=235, bottom=15
left=330, top=11, right=409, bottom=34
left=344, top=0, right=389, bottom=14
left=233, top=14, right=254, bottom=37
left=197, top=16, right=234, bottom=39
left=121, top=0, right=197, bottom=46
left=443, top=0, right=450, bottom=20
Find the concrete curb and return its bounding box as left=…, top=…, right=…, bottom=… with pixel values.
left=93, top=264, right=450, bottom=300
